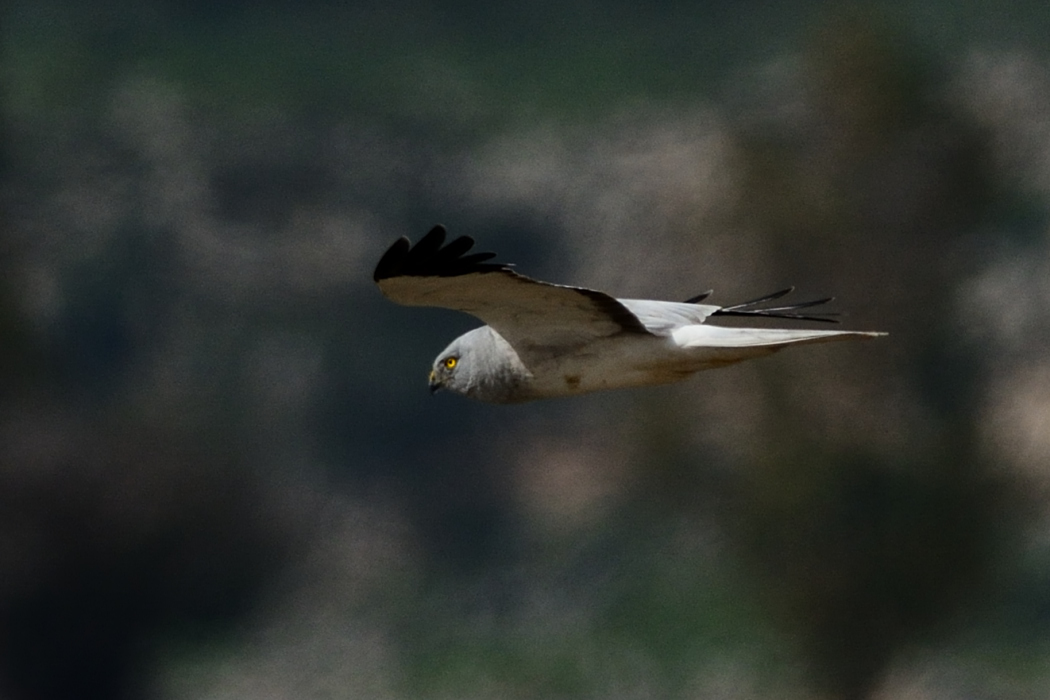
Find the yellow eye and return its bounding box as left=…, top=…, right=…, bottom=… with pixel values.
left=444, top=356, right=458, bottom=369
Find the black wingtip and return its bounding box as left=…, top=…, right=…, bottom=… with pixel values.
left=712, top=288, right=841, bottom=323
left=413, top=225, right=448, bottom=257
left=373, top=236, right=411, bottom=282
left=373, top=225, right=513, bottom=282
left=684, top=290, right=714, bottom=304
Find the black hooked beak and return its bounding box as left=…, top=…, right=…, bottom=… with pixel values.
left=428, top=370, right=442, bottom=395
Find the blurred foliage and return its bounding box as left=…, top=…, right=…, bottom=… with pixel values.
left=712, top=14, right=1018, bottom=698
left=6, top=0, right=1050, bottom=129
left=4, top=2, right=1050, bottom=700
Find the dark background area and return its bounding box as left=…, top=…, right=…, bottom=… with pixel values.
left=4, top=1, right=1050, bottom=698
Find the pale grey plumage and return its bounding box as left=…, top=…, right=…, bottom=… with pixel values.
left=429, top=327, right=531, bottom=403
left=375, top=226, right=886, bottom=403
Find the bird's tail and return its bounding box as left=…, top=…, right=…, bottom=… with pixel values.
left=669, top=324, right=886, bottom=370
left=675, top=325, right=885, bottom=348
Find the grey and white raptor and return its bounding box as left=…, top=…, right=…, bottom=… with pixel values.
left=374, top=226, right=885, bottom=403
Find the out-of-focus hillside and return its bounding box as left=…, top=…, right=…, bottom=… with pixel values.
left=4, top=2, right=1050, bottom=699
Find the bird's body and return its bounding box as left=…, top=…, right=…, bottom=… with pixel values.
left=375, top=226, right=885, bottom=403
left=435, top=326, right=676, bottom=403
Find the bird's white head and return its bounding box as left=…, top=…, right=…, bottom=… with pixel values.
left=428, top=326, right=531, bottom=403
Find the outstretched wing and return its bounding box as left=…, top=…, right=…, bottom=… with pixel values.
left=374, top=226, right=651, bottom=353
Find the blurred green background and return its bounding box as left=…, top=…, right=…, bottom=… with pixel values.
left=4, top=1, right=1050, bottom=698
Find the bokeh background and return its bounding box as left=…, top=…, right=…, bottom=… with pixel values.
left=4, top=1, right=1050, bottom=698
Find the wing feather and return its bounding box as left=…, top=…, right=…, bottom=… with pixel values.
left=374, top=226, right=651, bottom=352
left=710, top=287, right=840, bottom=323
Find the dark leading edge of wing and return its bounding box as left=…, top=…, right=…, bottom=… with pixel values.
left=373, top=225, right=512, bottom=282
left=710, top=287, right=841, bottom=324
left=374, top=225, right=652, bottom=335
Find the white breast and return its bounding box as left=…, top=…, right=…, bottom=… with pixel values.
left=519, top=334, right=687, bottom=400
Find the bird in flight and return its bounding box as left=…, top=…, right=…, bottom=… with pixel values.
left=374, top=226, right=885, bottom=403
